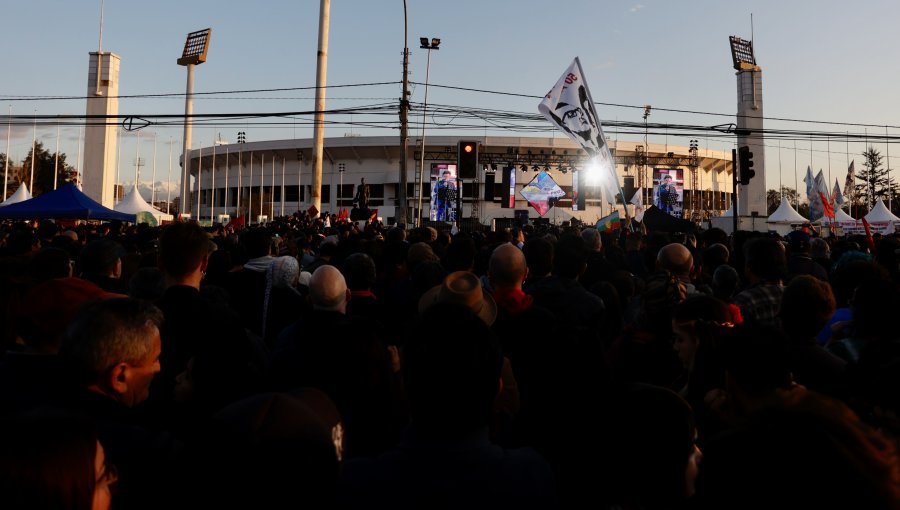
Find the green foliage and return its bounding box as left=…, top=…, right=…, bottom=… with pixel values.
left=766, top=187, right=800, bottom=215
left=21, top=141, right=77, bottom=195
left=856, top=146, right=897, bottom=210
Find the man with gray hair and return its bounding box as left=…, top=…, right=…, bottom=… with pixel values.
left=60, top=297, right=173, bottom=510
left=271, top=265, right=401, bottom=458
left=62, top=298, right=163, bottom=408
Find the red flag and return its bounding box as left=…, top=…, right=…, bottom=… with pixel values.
left=338, top=208, right=349, bottom=221
left=818, top=191, right=835, bottom=219
left=307, top=205, right=319, bottom=218
left=368, top=209, right=379, bottom=223
left=227, top=214, right=246, bottom=230
left=861, top=217, right=876, bottom=252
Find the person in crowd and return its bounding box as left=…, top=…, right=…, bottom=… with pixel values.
left=155, top=222, right=264, bottom=432
left=779, top=275, right=846, bottom=397
left=785, top=230, right=828, bottom=282
left=597, top=384, right=701, bottom=510
left=261, top=256, right=306, bottom=348
left=341, top=304, right=557, bottom=508
left=77, top=239, right=128, bottom=294
left=732, top=237, right=786, bottom=326
left=658, top=242, right=703, bottom=296
left=60, top=297, right=169, bottom=510
left=189, top=389, right=343, bottom=509
left=224, top=228, right=274, bottom=336
left=693, top=390, right=900, bottom=510
left=0, top=412, right=117, bottom=510
left=271, top=265, right=401, bottom=458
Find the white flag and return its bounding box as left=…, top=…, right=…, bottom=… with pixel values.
left=629, top=187, right=645, bottom=222
left=832, top=178, right=845, bottom=206
left=539, top=58, right=623, bottom=209
left=803, top=166, right=816, bottom=201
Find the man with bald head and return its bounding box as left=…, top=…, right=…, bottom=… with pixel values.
left=271, top=264, right=400, bottom=457
left=309, top=265, right=352, bottom=313
left=657, top=242, right=703, bottom=295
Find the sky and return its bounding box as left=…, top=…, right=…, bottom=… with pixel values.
left=2, top=0, right=899, bottom=196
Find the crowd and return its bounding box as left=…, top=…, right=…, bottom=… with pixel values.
left=0, top=212, right=899, bottom=509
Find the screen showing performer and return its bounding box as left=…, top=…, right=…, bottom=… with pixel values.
left=654, top=169, right=683, bottom=217
left=430, top=164, right=458, bottom=222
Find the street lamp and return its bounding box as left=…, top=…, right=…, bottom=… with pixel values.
left=176, top=28, right=212, bottom=219
left=415, top=37, right=440, bottom=227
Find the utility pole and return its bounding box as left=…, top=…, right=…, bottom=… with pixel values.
left=398, top=0, right=410, bottom=226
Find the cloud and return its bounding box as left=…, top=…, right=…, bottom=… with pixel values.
left=629, top=4, right=644, bottom=13
left=592, top=60, right=617, bottom=70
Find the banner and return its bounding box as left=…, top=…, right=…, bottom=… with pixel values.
left=539, top=58, right=626, bottom=213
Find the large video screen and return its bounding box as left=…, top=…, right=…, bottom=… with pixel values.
left=654, top=168, right=683, bottom=217
left=430, top=164, right=458, bottom=222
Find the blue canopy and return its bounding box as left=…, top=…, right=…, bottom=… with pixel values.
left=0, top=183, right=136, bottom=222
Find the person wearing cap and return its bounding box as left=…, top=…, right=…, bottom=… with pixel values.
left=418, top=271, right=520, bottom=425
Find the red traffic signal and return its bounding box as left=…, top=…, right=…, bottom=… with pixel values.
left=458, top=141, right=478, bottom=178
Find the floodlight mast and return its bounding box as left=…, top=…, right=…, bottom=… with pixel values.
left=177, top=28, right=212, bottom=219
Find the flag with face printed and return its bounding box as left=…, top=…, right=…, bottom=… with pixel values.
left=539, top=58, right=626, bottom=212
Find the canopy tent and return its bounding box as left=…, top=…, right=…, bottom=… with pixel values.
left=0, top=183, right=32, bottom=206
left=0, top=183, right=135, bottom=222
left=767, top=198, right=808, bottom=224
left=114, top=184, right=173, bottom=224
left=864, top=199, right=900, bottom=223
left=814, top=207, right=855, bottom=224
left=641, top=205, right=697, bottom=233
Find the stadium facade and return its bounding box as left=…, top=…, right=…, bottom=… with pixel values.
left=185, top=135, right=735, bottom=226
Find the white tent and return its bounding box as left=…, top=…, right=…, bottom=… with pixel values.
left=864, top=199, right=900, bottom=223
left=113, top=185, right=173, bottom=224
left=814, top=208, right=855, bottom=224
left=0, top=183, right=32, bottom=206
left=767, top=198, right=807, bottom=223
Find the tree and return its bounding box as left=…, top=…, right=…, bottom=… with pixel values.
left=855, top=146, right=897, bottom=212
left=21, top=141, right=77, bottom=196
left=766, top=187, right=800, bottom=215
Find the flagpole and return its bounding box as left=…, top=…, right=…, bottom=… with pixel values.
left=53, top=122, right=60, bottom=190
left=281, top=157, right=285, bottom=217
left=573, top=57, right=632, bottom=226
left=249, top=152, right=253, bottom=225
left=3, top=105, right=10, bottom=199
left=224, top=147, right=229, bottom=217
left=151, top=133, right=158, bottom=206
left=211, top=142, right=216, bottom=222
left=271, top=153, right=275, bottom=220
left=166, top=139, right=172, bottom=215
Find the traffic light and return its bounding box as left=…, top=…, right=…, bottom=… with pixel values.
left=457, top=141, right=478, bottom=179
left=738, top=145, right=755, bottom=185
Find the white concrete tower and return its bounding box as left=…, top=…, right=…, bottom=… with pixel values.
left=82, top=51, right=120, bottom=208
left=731, top=36, right=766, bottom=218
